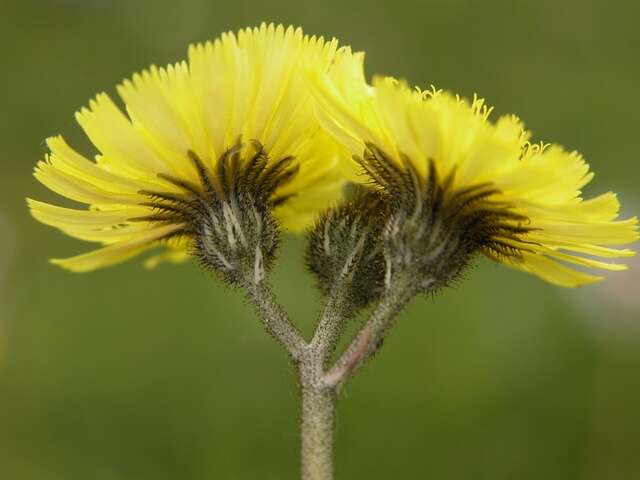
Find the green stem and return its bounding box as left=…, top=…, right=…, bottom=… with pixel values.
left=299, top=358, right=336, bottom=480
left=243, top=277, right=339, bottom=478
left=323, top=278, right=417, bottom=389
left=244, top=279, right=306, bottom=361
left=309, top=287, right=351, bottom=367
left=243, top=271, right=417, bottom=479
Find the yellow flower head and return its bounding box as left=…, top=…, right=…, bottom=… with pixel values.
left=29, top=24, right=362, bottom=273
left=310, top=75, right=639, bottom=287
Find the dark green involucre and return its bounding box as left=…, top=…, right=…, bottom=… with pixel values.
left=306, top=189, right=388, bottom=310
left=136, top=141, right=299, bottom=285
left=359, top=143, right=532, bottom=294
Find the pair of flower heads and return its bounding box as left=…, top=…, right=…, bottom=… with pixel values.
left=29, top=23, right=638, bottom=300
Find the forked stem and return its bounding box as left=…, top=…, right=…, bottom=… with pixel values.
left=323, top=277, right=417, bottom=390
left=242, top=273, right=416, bottom=479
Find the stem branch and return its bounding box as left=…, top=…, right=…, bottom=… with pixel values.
left=309, top=288, right=351, bottom=367
left=242, top=270, right=418, bottom=479
left=244, top=280, right=307, bottom=361
left=323, top=280, right=416, bottom=389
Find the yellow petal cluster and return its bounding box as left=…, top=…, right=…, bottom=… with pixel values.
left=30, top=23, right=637, bottom=286
left=29, top=24, right=361, bottom=272
left=309, top=75, right=638, bottom=287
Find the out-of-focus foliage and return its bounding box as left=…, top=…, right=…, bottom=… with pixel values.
left=1, top=0, right=639, bottom=479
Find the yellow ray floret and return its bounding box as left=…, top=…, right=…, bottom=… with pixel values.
left=309, top=75, right=638, bottom=287
left=30, top=23, right=363, bottom=272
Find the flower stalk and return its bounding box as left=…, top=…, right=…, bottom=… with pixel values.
left=298, top=353, right=337, bottom=480
left=241, top=260, right=419, bottom=479
left=323, top=276, right=418, bottom=390
left=243, top=279, right=306, bottom=361
left=243, top=278, right=339, bottom=478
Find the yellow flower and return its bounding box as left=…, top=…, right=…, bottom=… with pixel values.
left=310, top=75, right=639, bottom=287
left=29, top=24, right=361, bottom=272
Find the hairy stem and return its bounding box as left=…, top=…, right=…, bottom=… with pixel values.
left=243, top=278, right=340, bottom=478
left=244, top=280, right=307, bottom=361
left=298, top=288, right=348, bottom=480
left=309, top=288, right=351, bottom=367
left=242, top=271, right=418, bottom=479
left=323, top=278, right=417, bottom=389
left=299, top=358, right=336, bottom=480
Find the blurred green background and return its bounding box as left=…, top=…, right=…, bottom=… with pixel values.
left=1, top=0, right=639, bottom=478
